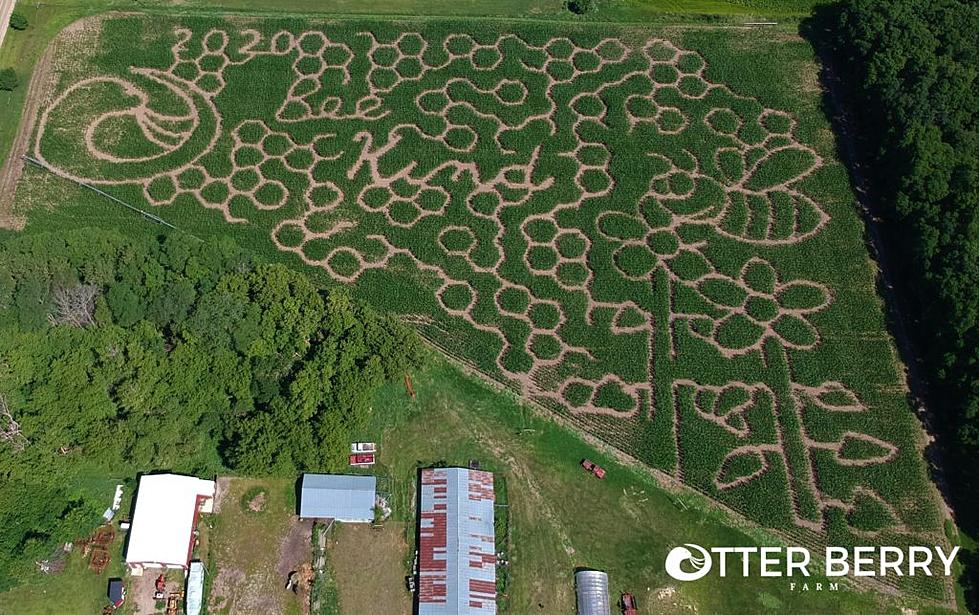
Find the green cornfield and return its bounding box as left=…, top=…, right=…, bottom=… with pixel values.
left=16, top=14, right=950, bottom=601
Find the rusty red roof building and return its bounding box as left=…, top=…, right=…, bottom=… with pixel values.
left=418, top=467, right=497, bottom=614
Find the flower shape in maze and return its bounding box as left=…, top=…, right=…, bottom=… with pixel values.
left=685, top=257, right=831, bottom=358
left=32, top=26, right=920, bottom=539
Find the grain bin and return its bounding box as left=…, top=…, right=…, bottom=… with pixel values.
left=575, top=569, right=610, bottom=615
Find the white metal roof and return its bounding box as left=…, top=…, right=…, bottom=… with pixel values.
left=186, top=561, right=205, bottom=615
left=299, top=474, right=376, bottom=522
left=125, top=474, right=215, bottom=568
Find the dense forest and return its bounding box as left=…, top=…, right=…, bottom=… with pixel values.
left=0, top=229, right=425, bottom=591
left=833, top=0, right=979, bottom=604
left=836, top=0, right=979, bottom=469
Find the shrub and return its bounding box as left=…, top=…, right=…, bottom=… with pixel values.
left=0, top=68, right=17, bottom=91
left=9, top=11, right=27, bottom=31
left=566, top=0, right=596, bottom=15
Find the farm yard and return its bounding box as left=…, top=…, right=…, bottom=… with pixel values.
left=3, top=10, right=953, bottom=607
left=204, top=478, right=310, bottom=615
left=3, top=360, right=925, bottom=615
left=359, top=361, right=933, bottom=614
left=326, top=523, right=412, bottom=615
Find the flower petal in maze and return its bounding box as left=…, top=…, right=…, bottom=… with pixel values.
left=688, top=257, right=831, bottom=356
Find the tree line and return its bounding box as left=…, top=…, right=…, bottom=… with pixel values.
left=831, top=0, right=979, bottom=605
left=0, top=229, right=425, bottom=591
left=1, top=11, right=28, bottom=92
left=835, top=0, right=979, bottom=464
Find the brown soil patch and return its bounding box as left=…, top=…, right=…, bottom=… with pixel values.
left=248, top=491, right=266, bottom=512
left=277, top=517, right=313, bottom=580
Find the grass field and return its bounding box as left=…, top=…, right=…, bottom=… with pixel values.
left=0, top=358, right=959, bottom=614
left=0, top=534, right=132, bottom=615
left=204, top=477, right=307, bottom=615
left=327, top=523, right=412, bottom=615
left=0, top=475, right=135, bottom=615
left=6, top=12, right=951, bottom=603
left=361, top=359, right=955, bottom=614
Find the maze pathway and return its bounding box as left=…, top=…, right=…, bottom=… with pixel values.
left=33, top=23, right=935, bottom=552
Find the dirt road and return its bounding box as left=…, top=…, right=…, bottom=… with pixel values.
left=0, top=13, right=54, bottom=229
left=0, top=0, right=16, bottom=54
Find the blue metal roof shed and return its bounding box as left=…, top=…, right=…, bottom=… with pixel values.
left=299, top=474, right=376, bottom=522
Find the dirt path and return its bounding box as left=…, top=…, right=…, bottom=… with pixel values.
left=0, top=28, right=56, bottom=229
left=452, top=401, right=577, bottom=611
left=0, top=0, right=16, bottom=54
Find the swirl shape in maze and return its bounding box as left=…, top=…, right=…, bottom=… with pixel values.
left=34, top=24, right=928, bottom=542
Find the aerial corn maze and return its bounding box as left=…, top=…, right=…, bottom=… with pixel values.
left=24, top=15, right=949, bottom=600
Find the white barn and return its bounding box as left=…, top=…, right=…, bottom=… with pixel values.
left=125, top=474, right=216, bottom=573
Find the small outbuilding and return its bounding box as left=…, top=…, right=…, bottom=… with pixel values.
left=575, top=570, right=610, bottom=615
left=125, top=474, right=216, bottom=573
left=299, top=474, right=377, bottom=523
left=107, top=578, right=125, bottom=608
left=186, top=561, right=205, bottom=615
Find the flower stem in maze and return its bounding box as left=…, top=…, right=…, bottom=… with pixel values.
left=766, top=337, right=822, bottom=526
left=649, top=266, right=678, bottom=474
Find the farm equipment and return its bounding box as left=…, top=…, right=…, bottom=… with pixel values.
left=153, top=574, right=166, bottom=600
left=165, top=590, right=183, bottom=615
left=581, top=458, right=606, bottom=479
left=351, top=442, right=377, bottom=453
left=78, top=525, right=115, bottom=574
left=88, top=547, right=110, bottom=574
left=349, top=452, right=376, bottom=466
left=620, top=592, right=638, bottom=614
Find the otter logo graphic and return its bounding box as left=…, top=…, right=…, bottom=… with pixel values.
left=665, top=544, right=713, bottom=581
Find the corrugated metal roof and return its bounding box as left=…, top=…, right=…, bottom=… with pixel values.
left=575, top=570, right=610, bottom=615
left=186, top=562, right=204, bottom=615
left=299, top=474, right=376, bottom=522
left=418, top=467, right=496, bottom=614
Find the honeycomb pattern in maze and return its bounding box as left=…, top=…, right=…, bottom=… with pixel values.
left=32, top=25, right=921, bottom=541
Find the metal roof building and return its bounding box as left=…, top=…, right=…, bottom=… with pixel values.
left=418, top=467, right=496, bottom=614
left=125, top=474, right=215, bottom=573
left=186, top=561, right=205, bottom=615
left=575, top=570, right=610, bottom=615
left=299, top=474, right=376, bottom=523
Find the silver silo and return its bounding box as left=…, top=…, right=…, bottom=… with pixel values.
left=575, top=569, right=610, bottom=615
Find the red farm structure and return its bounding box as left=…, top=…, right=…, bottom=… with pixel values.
left=417, top=467, right=496, bottom=614
left=349, top=453, right=376, bottom=466
left=621, top=592, right=638, bottom=614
